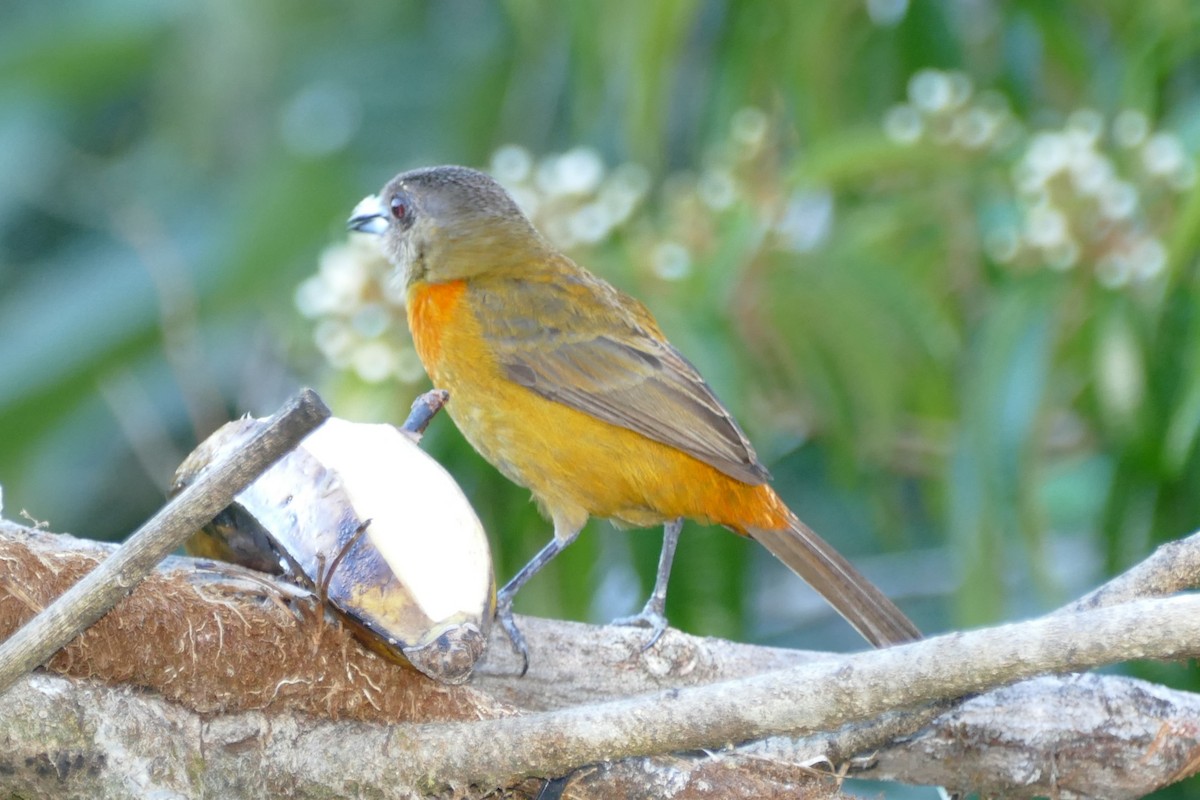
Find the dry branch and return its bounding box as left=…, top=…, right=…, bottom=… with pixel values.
left=1062, top=529, right=1200, bottom=613
left=864, top=673, right=1200, bottom=798
left=3, top=525, right=1200, bottom=797
left=0, top=671, right=854, bottom=800
left=396, top=596, right=1200, bottom=791
left=0, top=389, right=329, bottom=696
left=0, top=526, right=505, bottom=725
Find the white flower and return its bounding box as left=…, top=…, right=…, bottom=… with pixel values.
left=884, top=104, right=923, bottom=145
left=1066, top=108, right=1103, bottom=144
left=491, top=144, right=533, bottom=184
left=651, top=241, right=692, bottom=280
left=1142, top=132, right=1187, bottom=177
left=1068, top=150, right=1114, bottom=197
left=568, top=203, right=612, bottom=244
left=1045, top=238, right=1079, bottom=271
left=314, top=319, right=357, bottom=367
left=909, top=69, right=953, bottom=113
left=1129, top=237, right=1167, bottom=281
left=507, top=185, right=541, bottom=219
left=953, top=107, right=998, bottom=149
left=1025, top=132, right=1070, bottom=178
left=351, top=303, right=391, bottom=338
left=947, top=72, right=974, bottom=109
left=1024, top=203, right=1068, bottom=248
left=556, top=147, right=605, bottom=195
left=352, top=341, right=399, bottom=384
left=698, top=169, right=737, bottom=210
left=1098, top=180, right=1139, bottom=220
left=396, top=348, right=426, bottom=384
left=1096, top=252, right=1132, bottom=288
left=1112, top=109, right=1150, bottom=149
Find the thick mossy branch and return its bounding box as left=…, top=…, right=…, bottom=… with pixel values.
left=0, top=525, right=505, bottom=725
left=0, top=389, right=329, bottom=695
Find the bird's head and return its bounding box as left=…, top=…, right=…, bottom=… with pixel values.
left=348, top=165, right=549, bottom=287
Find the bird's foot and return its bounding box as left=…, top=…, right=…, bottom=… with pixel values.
left=611, top=599, right=670, bottom=652
left=495, top=594, right=530, bottom=677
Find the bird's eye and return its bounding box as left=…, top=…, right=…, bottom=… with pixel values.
left=390, top=194, right=408, bottom=221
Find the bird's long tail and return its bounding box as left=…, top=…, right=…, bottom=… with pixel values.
left=747, top=511, right=921, bottom=647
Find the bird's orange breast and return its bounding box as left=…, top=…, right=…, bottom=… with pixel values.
left=405, top=277, right=791, bottom=534
left=407, top=279, right=469, bottom=374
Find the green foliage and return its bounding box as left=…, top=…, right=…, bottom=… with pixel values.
left=3, top=3, right=1200, bottom=793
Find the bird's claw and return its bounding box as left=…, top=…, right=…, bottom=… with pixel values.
left=612, top=602, right=670, bottom=652
left=496, top=594, right=530, bottom=676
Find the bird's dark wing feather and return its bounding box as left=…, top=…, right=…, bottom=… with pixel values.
left=468, top=269, right=770, bottom=485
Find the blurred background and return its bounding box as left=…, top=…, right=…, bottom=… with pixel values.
left=3, top=1, right=1199, bottom=794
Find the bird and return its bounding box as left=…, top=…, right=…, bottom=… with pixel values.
left=348, top=165, right=920, bottom=670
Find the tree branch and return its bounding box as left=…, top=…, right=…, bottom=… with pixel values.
left=4, top=524, right=1200, bottom=797
left=0, top=389, right=329, bottom=697
left=391, top=594, right=1200, bottom=790
left=0, top=671, right=850, bottom=800
left=1061, top=528, right=1200, bottom=613
left=2, top=613, right=1199, bottom=798
left=862, top=673, right=1200, bottom=798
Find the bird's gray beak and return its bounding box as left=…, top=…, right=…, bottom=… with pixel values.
left=347, top=195, right=388, bottom=235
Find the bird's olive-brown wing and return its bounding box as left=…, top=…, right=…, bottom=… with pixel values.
left=468, top=270, right=770, bottom=485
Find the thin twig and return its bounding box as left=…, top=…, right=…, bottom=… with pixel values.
left=1060, top=528, right=1200, bottom=613
left=400, top=389, right=449, bottom=439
